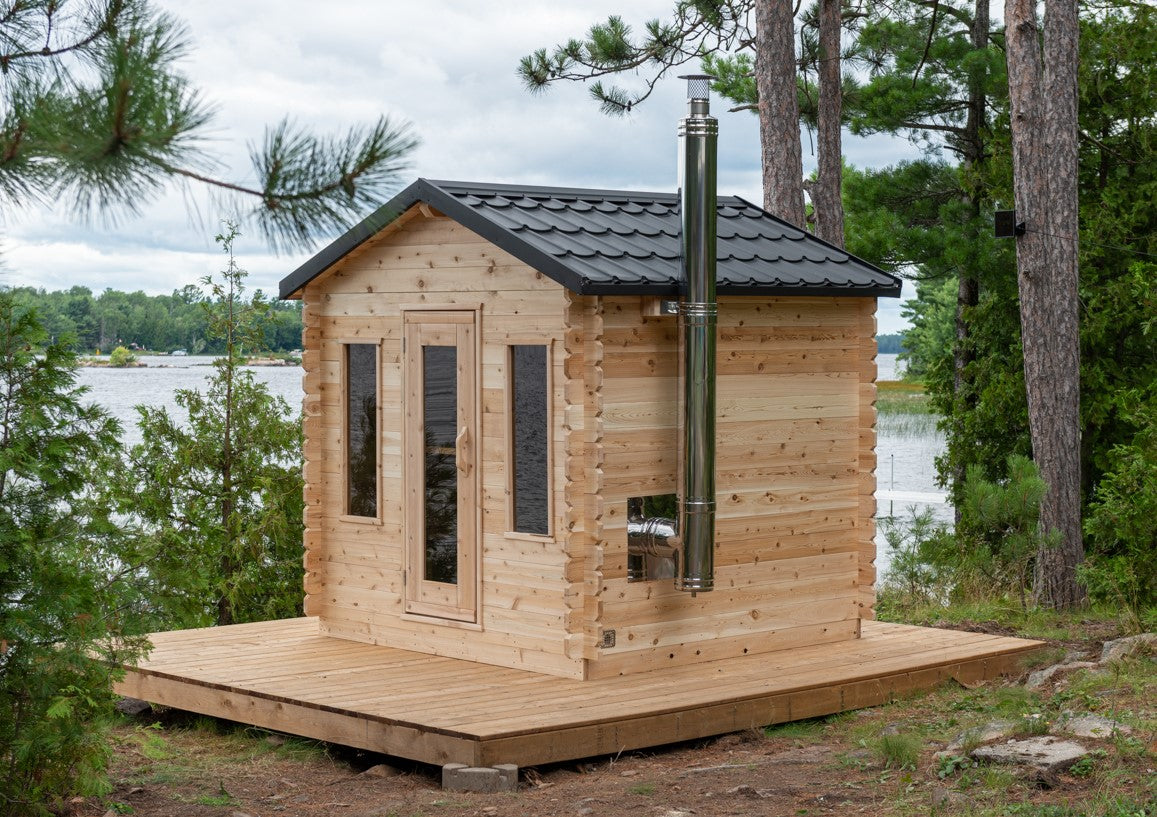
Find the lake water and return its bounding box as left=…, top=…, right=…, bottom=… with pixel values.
left=78, top=353, right=945, bottom=576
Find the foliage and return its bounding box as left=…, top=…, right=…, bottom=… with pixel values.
left=1, top=0, right=416, bottom=251
left=0, top=294, right=148, bottom=814
left=877, top=509, right=955, bottom=612
left=864, top=1, right=1156, bottom=595
left=876, top=332, right=903, bottom=354
left=518, top=3, right=754, bottom=115
left=108, top=345, right=137, bottom=367
left=842, top=159, right=1016, bottom=387
left=956, top=455, right=1054, bottom=609
left=897, top=275, right=954, bottom=382
left=0, top=283, right=303, bottom=355
left=117, top=226, right=303, bottom=629
left=844, top=0, right=1007, bottom=162
left=879, top=458, right=1056, bottom=613
left=1082, top=385, right=1157, bottom=632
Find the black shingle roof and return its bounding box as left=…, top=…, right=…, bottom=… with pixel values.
left=279, top=179, right=901, bottom=299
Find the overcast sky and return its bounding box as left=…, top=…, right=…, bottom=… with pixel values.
left=3, top=1, right=920, bottom=332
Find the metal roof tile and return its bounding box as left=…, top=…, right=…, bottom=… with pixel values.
left=279, top=179, right=901, bottom=299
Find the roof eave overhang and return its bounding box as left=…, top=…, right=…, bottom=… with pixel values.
left=278, top=180, right=430, bottom=299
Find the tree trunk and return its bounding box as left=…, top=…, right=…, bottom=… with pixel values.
left=951, top=0, right=989, bottom=523
left=812, top=0, right=845, bottom=247
left=754, top=0, right=807, bottom=226
left=1005, top=0, right=1084, bottom=608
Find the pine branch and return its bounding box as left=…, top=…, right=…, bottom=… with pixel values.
left=518, top=2, right=755, bottom=115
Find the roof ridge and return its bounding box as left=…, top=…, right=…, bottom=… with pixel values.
left=426, top=179, right=749, bottom=207
left=426, top=178, right=678, bottom=202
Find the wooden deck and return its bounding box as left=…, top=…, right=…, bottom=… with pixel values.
left=115, top=617, right=1042, bottom=768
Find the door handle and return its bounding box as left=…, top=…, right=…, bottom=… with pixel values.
left=455, top=426, right=471, bottom=476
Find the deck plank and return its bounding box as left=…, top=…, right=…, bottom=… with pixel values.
left=115, top=617, right=1043, bottom=767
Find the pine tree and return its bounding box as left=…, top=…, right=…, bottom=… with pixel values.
left=518, top=1, right=830, bottom=233
left=1, top=0, right=417, bottom=252
left=1004, top=0, right=1083, bottom=607
left=0, top=293, right=147, bottom=815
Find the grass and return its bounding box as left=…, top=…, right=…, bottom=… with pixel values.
left=103, top=604, right=1153, bottom=817
left=112, top=714, right=332, bottom=791
left=876, top=380, right=934, bottom=415
left=875, top=732, right=922, bottom=769
left=764, top=713, right=849, bottom=740
left=876, top=596, right=1127, bottom=644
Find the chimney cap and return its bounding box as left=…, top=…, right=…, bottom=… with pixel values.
left=677, top=74, right=715, bottom=101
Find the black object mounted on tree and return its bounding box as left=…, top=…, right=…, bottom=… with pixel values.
left=994, top=210, right=1027, bottom=238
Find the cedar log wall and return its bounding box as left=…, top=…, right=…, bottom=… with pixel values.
left=300, top=208, right=878, bottom=681
left=585, top=295, right=877, bottom=679
left=301, top=212, right=586, bottom=679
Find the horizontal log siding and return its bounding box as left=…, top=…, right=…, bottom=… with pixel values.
left=301, top=213, right=583, bottom=678
left=591, top=296, right=866, bottom=677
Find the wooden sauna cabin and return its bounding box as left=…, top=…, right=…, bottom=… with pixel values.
left=114, top=173, right=1044, bottom=767
left=116, top=87, right=1043, bottom=765
left=276, top=177, right=901, bottom=681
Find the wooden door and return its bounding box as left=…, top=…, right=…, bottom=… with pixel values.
left=403, top=311, right=479, bottom=622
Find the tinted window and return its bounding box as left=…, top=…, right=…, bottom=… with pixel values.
left=346, top=344, right=377, bottom=517
left=511, top=345, right=549, bottom=535
left=423, top=345, right=458, bottom=583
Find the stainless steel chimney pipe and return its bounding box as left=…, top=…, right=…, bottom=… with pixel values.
left=675, top=75, right=717, bottom=593
left=624, top=76, right=718, bottom=593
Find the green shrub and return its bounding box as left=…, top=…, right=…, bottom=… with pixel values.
left=1082, top=388, right=1157, bottom=633
left=0, top=296, right=148, bottom=813
left=108, top=345, right=137, bottom=367
left=955, top=455, right=1054, bottom=608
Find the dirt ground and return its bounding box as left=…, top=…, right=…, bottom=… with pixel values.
left=72, top=623, right=1155, bottom=817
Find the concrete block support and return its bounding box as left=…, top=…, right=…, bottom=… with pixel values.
left=441, top=763, right=519, bottom=792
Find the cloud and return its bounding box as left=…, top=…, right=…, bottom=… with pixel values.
left=5, top=0, right=921, bottom=334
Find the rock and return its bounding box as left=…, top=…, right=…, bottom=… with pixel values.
left=1025, top=662, right=1098, bottom=690
left=1100, top=633, right=1157, bottom=663
left=944, top=719, right=1018, bottom=753
left=1053, top=714, right=1131, bottom=739
left=879, top=722, right=904, bottom=736
left=1022, top=767, right=1061, bottom=789
left=971, top=737, right=1090, bottom=772
left=930, top=786, right=966, bottom=808
left=231, top=812, right=254, bottom=817
left=362, top=763, right=402, bottom=777
left=728, top=785, right=764, bottom=798
left=114, top=697, right=153, bottom=717
left=264, top=734, right=286, bottom=747
left=619, top=769, right=638, bottom=777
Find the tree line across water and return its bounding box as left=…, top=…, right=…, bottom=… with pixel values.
left=0, top=284, right=304, bottom=355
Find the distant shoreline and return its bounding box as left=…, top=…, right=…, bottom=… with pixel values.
left=79, top=357, right=298, bottom=368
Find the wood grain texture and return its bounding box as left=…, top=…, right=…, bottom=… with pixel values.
left=302, top=210, right=580, bottom=676
left=115, top=618, right=1044, bottom=767
left=299, top=204, right=885, bottom=678
left=593, top=296, right=870, bottom=674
